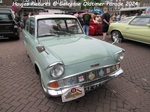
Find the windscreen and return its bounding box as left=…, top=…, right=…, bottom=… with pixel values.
left=37, top=18, right=83, bottom=37
left=0, top=13, right=13, bottom=21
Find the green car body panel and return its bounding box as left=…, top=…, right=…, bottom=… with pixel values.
left=22, top=14, right=125, bottom=102
left=108, top=16, right=150, bottom=44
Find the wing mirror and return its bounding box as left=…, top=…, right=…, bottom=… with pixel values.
left=147, top=24, right=150, bottom=27
left=36, top=46, right=45, bottom=53
left=112, top=37, right=121, bottom=44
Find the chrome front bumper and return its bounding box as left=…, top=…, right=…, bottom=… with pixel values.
left=47, top=68, right=123, bottom=97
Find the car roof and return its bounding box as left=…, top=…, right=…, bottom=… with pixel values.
left=137, top=15, right=150, bottom=18
left=33, top=14, right=76, bottom=20
left=0, top=8, right=12, bottom=13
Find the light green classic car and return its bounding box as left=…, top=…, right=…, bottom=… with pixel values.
left=108, top=15, right=150, bottom=45
left=22, top=14, right=125, bottom=102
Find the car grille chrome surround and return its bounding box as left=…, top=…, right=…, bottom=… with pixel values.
left=58, top=65, right=117, bottom=88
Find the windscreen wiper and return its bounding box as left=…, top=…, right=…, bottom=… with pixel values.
left=38, top=33, right=59, bottom=37
left=51, top=31, right=71, bottom=36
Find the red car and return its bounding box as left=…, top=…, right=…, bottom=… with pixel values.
left=78, top=13, right=102, bottom=35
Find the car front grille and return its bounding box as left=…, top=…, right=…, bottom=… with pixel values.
left=58, top=65, right=118, bottom=88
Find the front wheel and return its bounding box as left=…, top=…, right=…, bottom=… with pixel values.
left=111, top=31, right=123, bottom=42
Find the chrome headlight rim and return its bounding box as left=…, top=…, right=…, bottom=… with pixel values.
left=115, top=50, right=125, bottom=62
left=49, top=62, right=65, bottom=78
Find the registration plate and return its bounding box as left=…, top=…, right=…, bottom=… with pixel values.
left=61, top=86, right=85, bottom=102
left=84, top=82, right=105, bottom=92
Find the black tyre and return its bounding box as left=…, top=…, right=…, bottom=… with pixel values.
left=111, top=31, right=123, bottom=42
left=26, top=50, right=30, bottom=58
left=15, top=36, right=20, bottom=40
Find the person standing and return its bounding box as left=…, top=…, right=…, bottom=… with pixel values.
left=102, top=7, right=110, bottom=41
left=23, top=13, right=28, bottom=28
left=141, top=11, right=146, bottom=15
left=14, top=12, right=21, bottom=32
left=82, top=9, right=91, bottom=35
left=28, top=12, right=34, bottom=17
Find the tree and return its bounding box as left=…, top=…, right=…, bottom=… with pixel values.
left=136, top=0, right=140, bottom=2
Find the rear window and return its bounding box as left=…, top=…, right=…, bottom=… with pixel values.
left=0, top=13, right=13, bottom=21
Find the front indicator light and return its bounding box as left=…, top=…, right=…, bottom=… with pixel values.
left=48, top=81, right=59, bottom=88
left=117, top=63, right=121, bottom=69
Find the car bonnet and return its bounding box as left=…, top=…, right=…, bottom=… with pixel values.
left=39, top=36, right=111, bottom=66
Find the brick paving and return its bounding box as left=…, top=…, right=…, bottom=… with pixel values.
left=0, top=34, right=150, bottom=112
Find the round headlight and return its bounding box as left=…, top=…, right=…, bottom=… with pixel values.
left=116, top=50, right=125, bottom=61
left=50, top=64, right=64, bottom=78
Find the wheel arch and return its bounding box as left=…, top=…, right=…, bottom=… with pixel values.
left=111, top=30, right=124, bottom=39
left=35, top=63, right=40, bottom=75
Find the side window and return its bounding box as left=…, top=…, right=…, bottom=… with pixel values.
left=29, top=20, right=35, bottom=36
left=25, top=20, right=29, bottom=31
left=118, top=17, right=132, bottom=23
left=129, top=17, right=150, bottom=26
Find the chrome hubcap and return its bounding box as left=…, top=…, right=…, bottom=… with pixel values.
left=112, top=32, right=119, bottom=40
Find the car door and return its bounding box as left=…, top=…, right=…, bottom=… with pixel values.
left=125, top=17, right=150, bottom=44
left=23, top=18, right=37, bottom=63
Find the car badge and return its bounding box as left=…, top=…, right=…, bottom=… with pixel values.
left=68, top=78, right=74, bottom=85
left=106, top=68, right=111, bottom=74
left=112, top=66, right=116, bottom=71
left=99, top=69, right=104, bottom=77
left=88, top=72, right=95, bottom=80
left=78, top=76, right=84, bottom=82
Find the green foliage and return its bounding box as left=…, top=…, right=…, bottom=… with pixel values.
left=136, top=0, right=140, bottom=2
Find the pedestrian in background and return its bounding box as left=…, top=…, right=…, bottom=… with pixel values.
left=14, top=12, right=22, bottom=32
left=28, top=12, right=34, bottom=17
left=102, top=7, right=110, bottom=41
left=82, top=9, right=91, bottom=35
left=14, top=12, right=21, bottom=23
left=141, top=11, right=146, bottom=15
left=23, top=13, right=28, bottom=28
left=116, top=13, right=120, bottom=21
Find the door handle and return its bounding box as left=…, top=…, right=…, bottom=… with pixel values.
left=126, top=27, right=130, bottom=29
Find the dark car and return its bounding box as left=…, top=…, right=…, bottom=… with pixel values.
left=0, top=8, right=20, bottom=40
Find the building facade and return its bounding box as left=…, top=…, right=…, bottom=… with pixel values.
left=0, top=0, right=76, bottom=19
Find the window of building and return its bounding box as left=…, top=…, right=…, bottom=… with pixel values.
left=35, top=0, right=41, bottom=2
left=0, top=0, right=3, bottom=3
left=23, top=0, right=30, bottom=2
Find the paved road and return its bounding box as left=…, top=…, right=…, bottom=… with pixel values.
left=0, top=34, right=150, bottom=112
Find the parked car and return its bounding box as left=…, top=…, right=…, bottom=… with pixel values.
left=22, top=14, right=125, bottom=102
left=108, top=15, right=150, bottom=45
left=78, top=13, right=102, bottom=35
left=0, top=8, right=20, bottom=40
